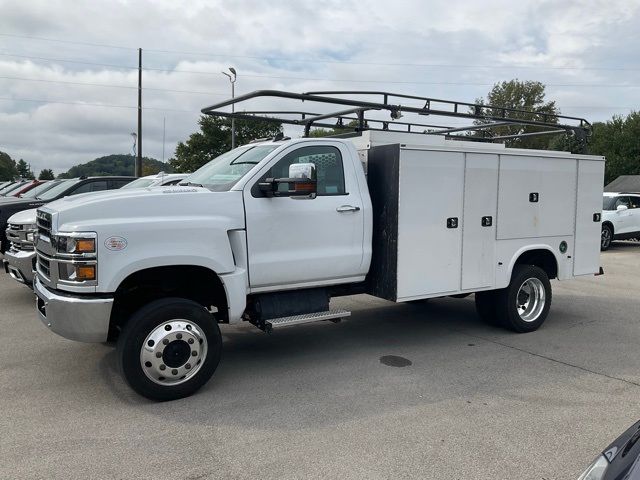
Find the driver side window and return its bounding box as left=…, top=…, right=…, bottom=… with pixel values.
left=614, top=196, right=630, bottom=208
left=258, top=145, right=346, bottom=196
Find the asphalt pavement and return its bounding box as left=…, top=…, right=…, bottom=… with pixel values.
left=1, top=242, right=640, bottom=479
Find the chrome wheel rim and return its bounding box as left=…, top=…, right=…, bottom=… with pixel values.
left=516, top=278, right=546, bottom=323
left=601, top=228, right=611, bottom=248
left=140, top=319, right=207, bottom=386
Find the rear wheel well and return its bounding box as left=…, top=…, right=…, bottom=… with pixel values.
left=514, top=249, right=558, bottom=280
left=602, top=221, right=613, bottom=233
left=108, top=265, right=228, bottom=342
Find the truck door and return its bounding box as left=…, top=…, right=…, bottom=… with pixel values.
left=461, top=154, right=499, bottom=290
left=243, top=143, right=366, bottom=289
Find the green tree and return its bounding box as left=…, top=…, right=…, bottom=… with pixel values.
left=16, top=159, right=35, bottom=179
left=0, top=151, right=19, bottom=181
left=473, top=80, right=560, bottom=150
left=38, top=168, right=55, bottom=180
left=59, top=155, right=169, bottom=178
left=587, top=113, right=640, bottom=184
left=309, top=120, right=359, bottom=138
left=551, top=112, right=640, bottom=184
left=169, top=116, right=282, bottom=173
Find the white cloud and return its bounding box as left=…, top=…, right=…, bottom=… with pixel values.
left=0, top=0, right=639, bottom=173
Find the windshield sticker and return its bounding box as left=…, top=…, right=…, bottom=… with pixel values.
left=105, top=236, right=128, bottom=251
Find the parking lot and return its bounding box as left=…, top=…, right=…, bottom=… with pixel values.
left=0, top=243, right=638, bottom=479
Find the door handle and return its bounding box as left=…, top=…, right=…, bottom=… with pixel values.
left=336, top=205, right=360, bottom=213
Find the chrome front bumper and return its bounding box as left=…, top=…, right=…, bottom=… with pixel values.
left=34, top=276, right=113, bottom=343
left=4, top=249, right=36, bottom=285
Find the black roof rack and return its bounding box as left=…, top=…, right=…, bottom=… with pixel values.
left=201, top=90, right=591, bottom=151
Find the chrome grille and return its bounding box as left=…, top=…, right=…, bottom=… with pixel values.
left=37, top=255, right=50, bottom=278
left=6, top=223, right=35, bottom=251
left=36, top=210, right=52, bottom=238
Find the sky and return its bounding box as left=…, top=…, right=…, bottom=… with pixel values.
left=1, top=0, right=640, bottom=175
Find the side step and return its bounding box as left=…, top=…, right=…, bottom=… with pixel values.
left=265, top=309, right=351, bottom=332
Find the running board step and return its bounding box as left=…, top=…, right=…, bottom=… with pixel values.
left=265, top=309, right=351, bottom=331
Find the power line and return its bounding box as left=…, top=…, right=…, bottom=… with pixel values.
left=2, top=31, right=640, bottom=72
left=0, top=75, right=228, bottom=96
left=0, top=96, right=194, bottom=113
left=2, top=53, right=640, bottom=88
left=0, top=96, right=634, bottom=112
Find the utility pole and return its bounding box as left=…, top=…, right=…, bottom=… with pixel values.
left=162, top=116, right=166, bottom=163
left=222, top=67, right=237, bottom=149
left=136, top=48, right=143, bottom=177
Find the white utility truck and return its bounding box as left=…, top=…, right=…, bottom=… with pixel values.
left=33, top=91, right=605, bottom=401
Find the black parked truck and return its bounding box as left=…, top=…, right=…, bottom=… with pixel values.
left=0, top=176, right=133, bottom=253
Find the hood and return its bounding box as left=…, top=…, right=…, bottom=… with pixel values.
left=0, top=195, right=40, bottom=206
left=7, top=208, right=37, bottom=226
left=42, top=186, right=245, bottom=232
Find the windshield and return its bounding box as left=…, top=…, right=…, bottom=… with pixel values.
left=182, top=145, right=280, bottom=191
left=20, top=181, right=55, bottom=198
left=603, top=196, right=616, bottom=211
left=1, top=182, right=27, bottom=196
left=0, top=183, right=16, bottom=194
left=37, top=179, right=79, bottom=200
left=122, top=177, right=157, bottom=189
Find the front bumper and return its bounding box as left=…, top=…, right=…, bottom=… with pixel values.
left=34, top=276, right=113, bottom=343
left=4, top=249, right=36, bottom=285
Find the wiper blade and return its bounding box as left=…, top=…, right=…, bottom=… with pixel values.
left=179, top=182, right=204, bottom=187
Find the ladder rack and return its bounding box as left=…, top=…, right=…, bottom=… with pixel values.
left=201, top=90, right=591, bottom=151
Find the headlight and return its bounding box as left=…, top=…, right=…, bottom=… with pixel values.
left=24, top=224, right=37, bottom=243
left=56, top=235, right=96, bottom=254
left=58, top=263, right=96, bottom=282
left=577, top=455, right=609, bottom=480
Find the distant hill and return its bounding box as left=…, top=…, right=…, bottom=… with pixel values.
left=59, top=154, right=172, bottom=178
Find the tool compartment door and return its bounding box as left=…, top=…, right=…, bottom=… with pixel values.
left=461, top=154, right=499, bottom=290
left=573, top=160, right=605, bottom=275
left=497, top=155, right=577, bottom=240
left=396, top=149, right=464, bottom=299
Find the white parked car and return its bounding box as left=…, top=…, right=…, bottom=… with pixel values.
left=601, top=192, right=640, bottom=250
left=120, top=172, right=187, bottom=189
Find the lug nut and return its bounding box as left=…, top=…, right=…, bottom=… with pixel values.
left=172, top=369, right=178, bottom=375
left=192, top=351, right=197, bottom=357
left=159, top=364, right=166, bottom=371
left=176, top=333, right=183, bottom=340
left=185, top=363, right=191, bottom=370
left=163, top=339, right=169, bottom=345
left=188, top=338, right=194, bottom=344
left=155, top=352, right=162, bottom=358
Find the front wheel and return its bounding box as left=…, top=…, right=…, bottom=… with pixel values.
left=601, top=224, right=613, bottom=251
left=117, top=298, right=222, bottom=401
left=495, top=265, right=552, bottom=333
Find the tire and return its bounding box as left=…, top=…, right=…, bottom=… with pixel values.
left=601, top=224, right=613, bottom=251
left=116, top=297, right=222, bottom=401
left=495, top=265, right=552, bottom=333
left=475, top=290, right=502, bottom=326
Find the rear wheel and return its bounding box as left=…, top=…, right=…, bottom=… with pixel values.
left=601, top=224, right=613, bottom=251
left=495, top=265, right=552, bottom=333
left=117, top=298, right=222, bottom=401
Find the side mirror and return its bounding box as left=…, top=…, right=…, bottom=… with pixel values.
left=617, top=204, right=628, bottom=212
left=258, top=163, right=317, bottom=198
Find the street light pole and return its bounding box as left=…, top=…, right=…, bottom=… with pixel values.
left=222, top=67, right=237, bottom=149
